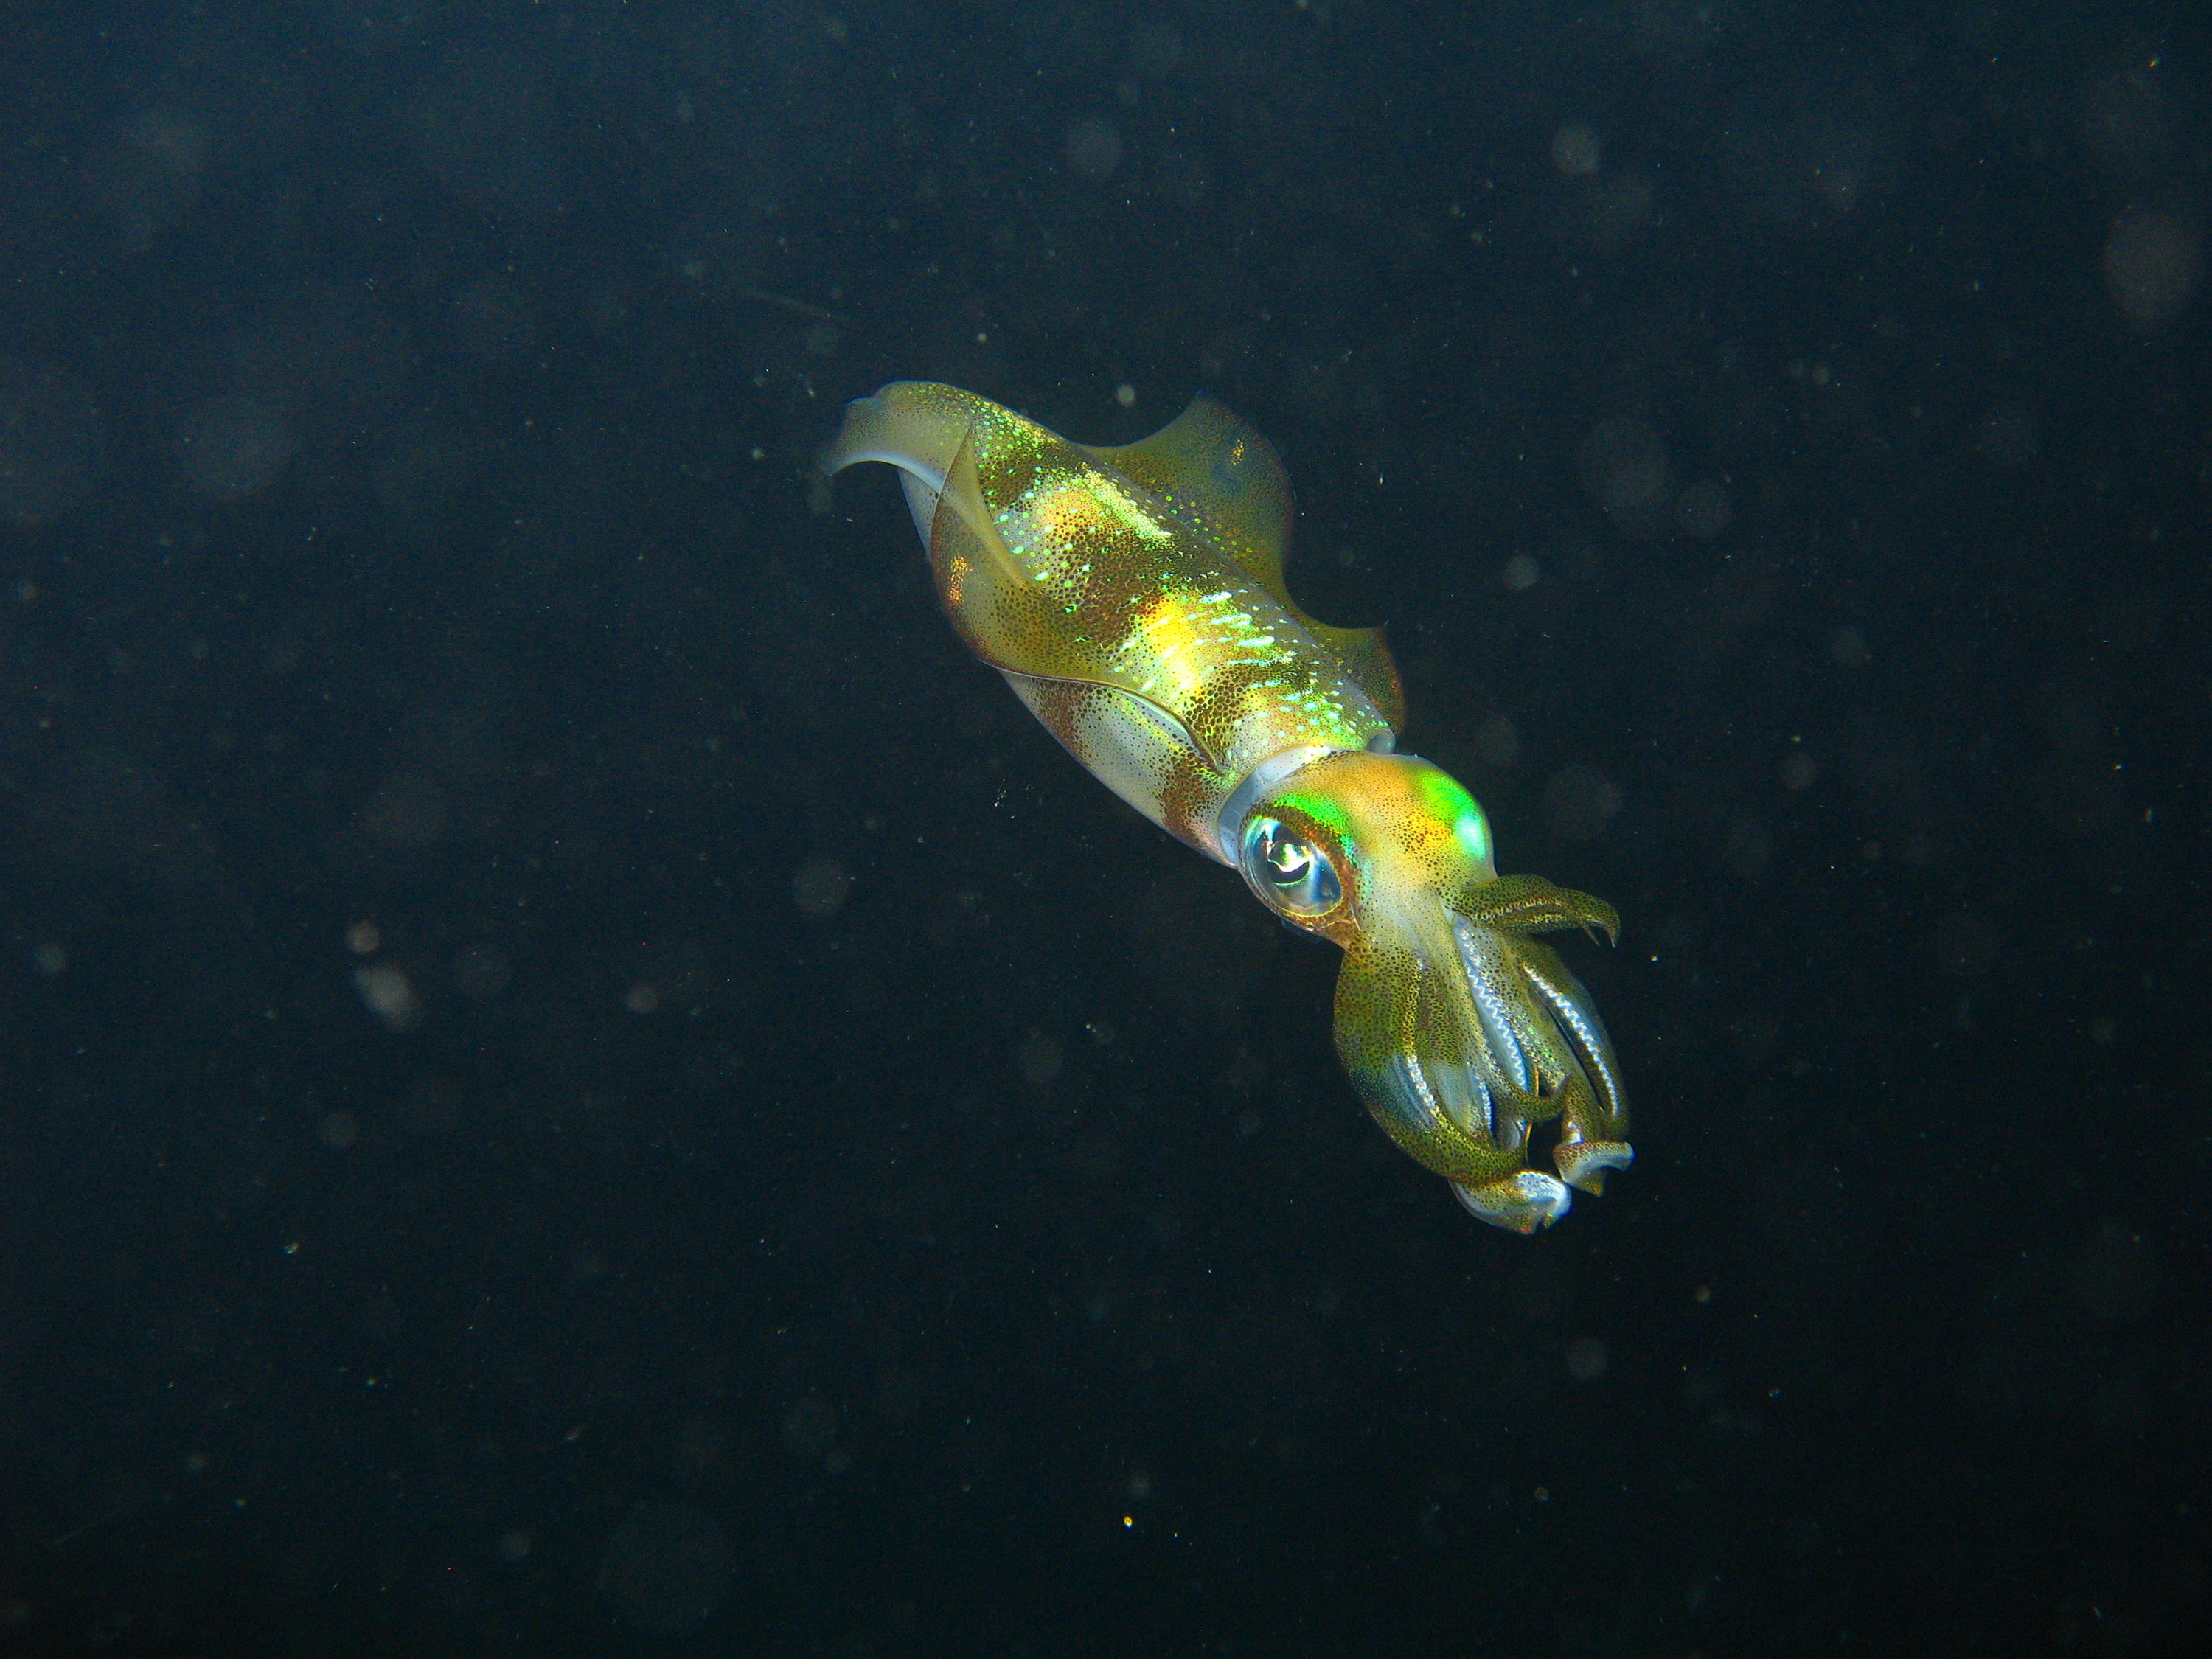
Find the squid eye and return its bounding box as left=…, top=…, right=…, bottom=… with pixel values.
left=1241, top=817, right=1343, bottom=917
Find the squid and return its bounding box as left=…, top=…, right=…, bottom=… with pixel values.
left=824, top=383, right=1630, bottom=1231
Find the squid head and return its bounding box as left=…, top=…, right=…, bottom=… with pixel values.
left=1235, top=751, right=1630, bottom=1232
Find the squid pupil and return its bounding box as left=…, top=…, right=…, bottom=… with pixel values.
left=1245, top=819, right=1340, bottom=914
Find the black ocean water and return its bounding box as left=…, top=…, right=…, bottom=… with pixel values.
left=2, top=2, right=2207, bottom=1653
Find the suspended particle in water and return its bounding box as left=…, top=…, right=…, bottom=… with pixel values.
left=1018, top=1029, right=1065, bottom=1088
left=1066, top=115, right=1124, bottom=180
left=1576, top=417, right=1670, bottom=526
left=1566, top=1337, right=1610, bottom=1382
left=1540, top=763, right=1624, bottom=843
left=2104, top=206, right=2201, bottom=327
left=353, top=961, right=423, bottom=1033
left=1474, top=713, right=1520, bottom=770
left=792, top=858, right=853, bottom=917
left=173, top=395, right=296, bottom=503
left=1674, top=479, right=1733, bottom=539
left=1551, top=122, right=1603, bottom=178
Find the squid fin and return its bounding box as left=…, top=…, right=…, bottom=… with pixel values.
left=1088, top=398, right=1407, bottom=729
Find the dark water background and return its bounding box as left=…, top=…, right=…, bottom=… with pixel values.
left=3, top=1, right=2208, bottom=1653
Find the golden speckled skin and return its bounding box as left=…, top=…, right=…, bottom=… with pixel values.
left=825, top=381, right=1397, bottom=857
left=825, top=383, right=1630, bottom=1231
